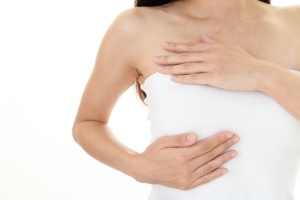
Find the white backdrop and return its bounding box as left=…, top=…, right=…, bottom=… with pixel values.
left=0, top=1, right=299, bottom=199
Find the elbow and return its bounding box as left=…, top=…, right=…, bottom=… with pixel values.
left=72, top=120, right=105, bottom=144
left=72, top=122, right=82, bottom=144
left=72, top=119, right=107, bottom=144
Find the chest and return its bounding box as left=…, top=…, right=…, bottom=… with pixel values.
left=144, top=73, right=300, bottom=149
left=137, top=18, right=300, bottom=77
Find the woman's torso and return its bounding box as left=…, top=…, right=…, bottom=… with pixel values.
left=126, top=2, right=300, bottom=199
left=141, top=70, right=300, bottom=200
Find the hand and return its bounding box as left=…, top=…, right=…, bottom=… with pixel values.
left=133, top=131, right=239, bottom=190
left=153, top=35, right=272, bottom=91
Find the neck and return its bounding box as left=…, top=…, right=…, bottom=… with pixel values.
left=175, top=0, right=261, bottom=21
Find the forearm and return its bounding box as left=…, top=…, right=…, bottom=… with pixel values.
left=259, top=64, right=300, bottom=120
left=72, top=119, right=240, bottom=189
left=72, top=121, right=138, bottom=178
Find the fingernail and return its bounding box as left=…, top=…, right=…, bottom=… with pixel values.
left=187, top=134, right=196, bottom=142
left=226, top=133, right=233, bottom=139
left=231, top=152, right=238, bottom=158
left=233, top=137, right=240, bottom=144
left=157, top=66, right=165, bottom=71
left=221, top=169, right=228, bottom=175
left=153, top=56, right=160, bottom=62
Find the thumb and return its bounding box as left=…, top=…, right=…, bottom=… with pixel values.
left=200, top=35, right=216, bottom=43
left=156, top=133, right=197, bottom=149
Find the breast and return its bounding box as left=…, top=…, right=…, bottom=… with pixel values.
left=142, top=72, right=300, bottom=147
left=142, top=72, right=300, bottom=199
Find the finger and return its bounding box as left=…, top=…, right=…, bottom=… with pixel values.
left=189, top=146, right=238, bottom=172
left=153, top=52, right=209, bottom=65
left=162, top=41, right=213, bottom=53
left=171, top=72, right=216, bottom=84
left=187, top=168, right=228, bottom=190
left=190, top=150, right=238, bottom=184
left=187, top=131, right=236, bottom=159
left=188, top=135, right=239, bottom=169
left=153, top=133, right=197, bottom=150
left=200, top=35, right=216, bottom=44
left=158, top=62, right=211, bottom=75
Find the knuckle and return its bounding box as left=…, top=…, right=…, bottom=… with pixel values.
left=169, top=42, right=177, bottom=49
left=200, top=177, right=209, bottom=186
left=216, top=135, right=224, bottom=144
left=166, top=66, right=173, bottom=72
left=222, top=141, right=231, bottom=149
left=176, top=136, right=185, bottom=146
left=178, top=179, right=190, bottom=191
left=226, top=138, right=236, bottom=148
left=205, top=163, right=215, bottom=173
left=200, top=141, right=212, bottom=152
left=184, top=43, right=195, bottom=51
left=221, top=154, right=229, bottom=163
left=190, top=73, right=199, bottom=81
left=179, top=53, right=190, bottom=60
left=183, top=63, right=192, bottom=72
left=178, top=185, right=189, bottom=191
left=205, top=151, right=215, bottom=160
left=161, top=56, right=169, bottom=62
left=175, top=168, right=191, bottom=190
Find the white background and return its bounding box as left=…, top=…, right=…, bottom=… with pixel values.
left=0, top=0, right=299, bottom=199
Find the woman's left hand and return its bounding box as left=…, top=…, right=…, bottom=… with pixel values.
left=153, top=35, right=273, bottom=91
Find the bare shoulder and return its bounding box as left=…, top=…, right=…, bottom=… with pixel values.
left=105, top=7, right=163, bottom=39
left=98, top=6, right=164, bottom=67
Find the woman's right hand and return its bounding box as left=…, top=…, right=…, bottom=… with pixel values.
left=132, top=131, right=239, bottom=190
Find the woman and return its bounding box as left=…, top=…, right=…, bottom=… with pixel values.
left=73, top=0, right=300, bottom=199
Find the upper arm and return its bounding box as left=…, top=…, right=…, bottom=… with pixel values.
left=74, top=9, right=141, bottom=124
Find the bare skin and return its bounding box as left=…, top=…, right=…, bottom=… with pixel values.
left=150, top=1, right=300, bottom=119
left=154, top=35, right=300, bottom=120
left=72, top=0, right=300, bottom=191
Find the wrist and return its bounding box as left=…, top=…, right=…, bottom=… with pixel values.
left=255, top=62, right=283, bottom=93
left=126, top=152, right=157, bottom=184
left=123, top=152, right=149, bottom=183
